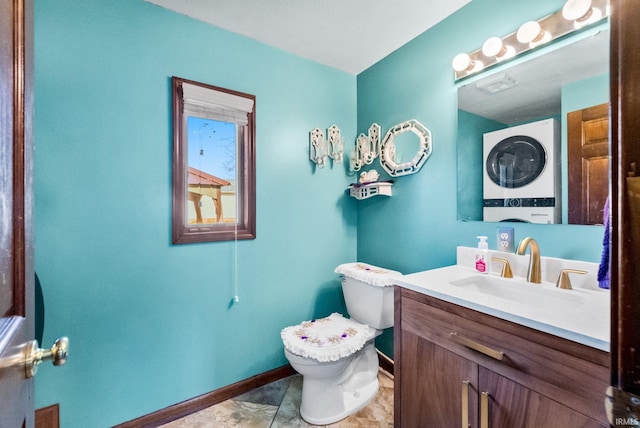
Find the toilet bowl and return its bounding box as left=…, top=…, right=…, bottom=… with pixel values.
left=280, top=263, right=401, bottom=425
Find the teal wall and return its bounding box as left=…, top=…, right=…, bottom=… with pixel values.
left=356, top=0, right=606, bottom=357
left=457, top=110, right=504, bottom=221
left=34, top=1, right=356, bottom=426
left=34, top=0, right=609, bottom=425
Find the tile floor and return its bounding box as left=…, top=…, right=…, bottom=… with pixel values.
left=160, top=369, right=394, bottom=427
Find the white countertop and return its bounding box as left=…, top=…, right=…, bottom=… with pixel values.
left=394, top=250, right=610, bottom=352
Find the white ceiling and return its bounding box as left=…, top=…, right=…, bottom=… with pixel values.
left=144, top=0, right=471, bottom=74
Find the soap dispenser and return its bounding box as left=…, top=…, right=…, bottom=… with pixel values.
left=475, top=236, right=489, bottom=274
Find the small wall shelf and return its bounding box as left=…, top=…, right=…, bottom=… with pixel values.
left=348, top=182, right=393, bottom=200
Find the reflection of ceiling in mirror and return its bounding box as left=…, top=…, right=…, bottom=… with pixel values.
left=458, top=30, right=609, bottom=125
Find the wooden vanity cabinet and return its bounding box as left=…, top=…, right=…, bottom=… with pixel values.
left=394, top=286, right=610, bottom=428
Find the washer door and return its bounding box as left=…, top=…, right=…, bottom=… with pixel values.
left=486, top=135, right=546, bottom=188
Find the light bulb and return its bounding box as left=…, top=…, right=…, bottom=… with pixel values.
left=482, top=37, right=515, bottom=61
left=482, top=37, right=505, bottom=58
left=452, top=53, right=484, bottom=75
left=562, top=0, right=593, bottom=21
left=516, top=21, right=548, bottom=44
left=452, top=53, right=473, bottom=72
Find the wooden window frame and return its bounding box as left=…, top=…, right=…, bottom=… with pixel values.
left=171, top=76, right=256, bottom=244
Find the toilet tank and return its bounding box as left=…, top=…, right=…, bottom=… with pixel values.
left=335, top=263, right=402, bottom=330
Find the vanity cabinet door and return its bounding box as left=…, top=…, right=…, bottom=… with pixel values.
left=398, top=330, right=479, bottom=428
left=395, top=286, right=609, bottom=427
left=479, top=368, right=607, bottom=428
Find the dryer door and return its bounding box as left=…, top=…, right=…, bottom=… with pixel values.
left=485, top=135, right=546, bottom=188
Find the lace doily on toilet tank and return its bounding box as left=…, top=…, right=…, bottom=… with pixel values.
left=281, top=313, right=370, bottom=362
left=334, top=262, right=403, bottom=287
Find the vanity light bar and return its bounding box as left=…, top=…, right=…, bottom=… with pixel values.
left=452, top=0, right=610, bottom=80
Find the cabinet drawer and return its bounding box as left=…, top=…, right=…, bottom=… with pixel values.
left=399, top=288, right=609, bottom=423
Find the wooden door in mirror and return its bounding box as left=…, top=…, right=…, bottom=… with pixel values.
left=567, top=102, right=609, bottom=225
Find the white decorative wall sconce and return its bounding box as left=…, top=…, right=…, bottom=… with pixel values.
left=350, top=123, right=381, bottom=172
left=327, top=125, right=343, bottom=164
left=452, top=0, right=609, bottom=80
left=310, top=125, right=343, bottom=168
left=310, top=128, right=327, bottom=167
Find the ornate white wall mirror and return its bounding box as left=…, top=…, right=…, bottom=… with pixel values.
left=379, top=119, right=432, bottom=177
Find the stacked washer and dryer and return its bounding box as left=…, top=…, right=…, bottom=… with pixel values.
left=483, top=118, right=561, bottom=224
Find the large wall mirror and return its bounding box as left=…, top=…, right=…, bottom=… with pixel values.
left=456, top=25, right=609, bottom=225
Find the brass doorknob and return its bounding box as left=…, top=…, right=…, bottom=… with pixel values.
left=25, top=337, right=69, bottom=378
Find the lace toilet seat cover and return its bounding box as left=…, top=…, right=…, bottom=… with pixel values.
left=281, top=313, right=371, bottom=362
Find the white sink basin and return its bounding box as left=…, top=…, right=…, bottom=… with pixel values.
left=449, top=275, right=586, bottom=313
left=394, top=263, right=610, bottom=351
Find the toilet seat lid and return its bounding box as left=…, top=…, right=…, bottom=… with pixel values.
left=281, top=313, right=371, bottom=362
left=334, top=262, right=402, bottom=287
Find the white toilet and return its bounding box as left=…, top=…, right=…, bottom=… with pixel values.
left=280, top=262, right=401, bottom=425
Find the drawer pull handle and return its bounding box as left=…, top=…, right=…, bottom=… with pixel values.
left=481, top=391, right=490, bottom=428
left=462, top=380, right=470, bottom=428
left=449, top=332, right=505, bottom=361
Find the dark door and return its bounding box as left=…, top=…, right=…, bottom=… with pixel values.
left=611, top=0, right=640, bottom=414
left=567, top=103, right=609, bottom=225
left=0, top=0, right=35, bottom=426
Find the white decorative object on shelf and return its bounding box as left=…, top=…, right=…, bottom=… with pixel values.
left=350, top=123, right=381, bottom=172
left=349, top=182, right=393, bottom=200
left=380, top=119, right=432, bottom=177
left=310, top=125, right=343, bottom=168
left=359, top=169, right=380, bottom=184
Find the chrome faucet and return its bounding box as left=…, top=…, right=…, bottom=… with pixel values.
left=516, top=237, right=541, bottom=283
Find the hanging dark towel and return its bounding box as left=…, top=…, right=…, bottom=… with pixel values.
left=597, top=196, right=610, bottom=289
left=35, top=272, right=45, bottom=344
